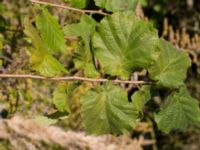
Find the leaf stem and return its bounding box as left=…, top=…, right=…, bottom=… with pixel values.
left=0, top=74, right=152, bottom=85
left=29, top=0, right=109, bottom=16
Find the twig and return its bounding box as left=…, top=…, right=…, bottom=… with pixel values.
left=64, top=36, right=79, bottom=41
left=30, top=0, right=109, bottom=16
left=0, top=74, right=152, bottom=85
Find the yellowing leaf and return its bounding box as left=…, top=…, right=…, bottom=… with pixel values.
left=31, top=51, right=67, bottom=77
left=24, top=18, right=67, bottom=77
left=36, top=9, right=66, bottom=53
left=24, top=18, right=46, bottom=52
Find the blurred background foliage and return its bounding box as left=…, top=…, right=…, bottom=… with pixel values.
left=141, top=0, right=200, bottom=35
left=0, top=0, right=200, bottom=150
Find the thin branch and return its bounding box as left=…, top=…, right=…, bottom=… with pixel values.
left=30, top=0, right=109, bottom=16
left=0, top=74, right=152, bottom=85
left=64, top=36, right=79, bottom=41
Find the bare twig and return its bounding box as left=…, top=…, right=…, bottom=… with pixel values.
left=64, top=36, right=79, bottom=41
left=30, top=0, right=109, bottom=16
left=0, top=74, right=152, bottom=85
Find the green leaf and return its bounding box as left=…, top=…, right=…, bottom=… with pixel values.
left=155, top=87, right=200, bottom=133
left=0, top=3, right=6, bottom=13
left=53, top=84, right=71, bottom=112
left=92, top=12, right=160, bottom=78
left=67, top=0, right=89, bottom=9
left=140, top=0, right=148, bottom=7
left=0, top=34, right=5, bottom=67
left=52, top=82, right=81, bottom=115
left=94, top=0, right=138, bottom=12
left=34, top=116, right=58, bottom=126
left=30, top=51, right=67, bottom=77
left=63, top=14, right=97, bottom=38
left=0, top=33, right=4, bottom=50
left=0, top=34, right=4, bottom=67
left=131, top=85, right=151, bottom=111
left=80, top=83, right=139, bottom=135
left=73, top=44, right=100, bottom=77
left=149, top=40, right=191, bottom=88
left=36, top=9, right=66, bottom=53
left=64, top=15, right=99, bottom=77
